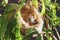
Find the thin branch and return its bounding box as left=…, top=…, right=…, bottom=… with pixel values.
left=39, top=3, right=50, bottom=11
left=41, top=34, right=44, bottom=40
left=54, top=27, right=60, bottom=40
left=52, top=35, right=57, bottom=40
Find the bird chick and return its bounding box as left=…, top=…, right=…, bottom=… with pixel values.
left=20, top=2, right=44, bottom=34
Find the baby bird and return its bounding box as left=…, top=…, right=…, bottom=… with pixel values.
left=20, top=2, right=44, bottom=34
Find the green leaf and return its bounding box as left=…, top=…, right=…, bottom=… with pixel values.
left=15, top=10, right=23, bottom=40
left=0, top=16, right=8, bottom=38
left=26, top=28, right=36, bottom=36
left=56, top=3, right=60, bottom=9
left=40, top=0, right=45, bottom=16
left=4, top=17, right=17, bottom=40
left=2, top=4, right=19, bottom=40
left=2, top=0, right=8, bottom=6
left=19, top=0, right=26, bottom=10
left=24, top=28, right=37, bottom=40
left=51, top=17, right=60, bottom=26
left=15, top=28, right=23, bottom=40
left=32, top=0, right=38, bottom=8
left=43, top=0, right=51, bottom=4
left=3, top=4, right=19, bottom=19
left=36, top=34, right=42, bottom=40
left=46, top=10, right=53, bottom=18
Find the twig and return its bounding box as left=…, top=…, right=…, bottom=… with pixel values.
left=48, top=32, right=57, bottom=40
left=54, top=27, right=60, bottom=40
left=41, top=34, right=44, bottom=40
left=39, top=3, right=50, bottom=11
left=52, top=35, right=57, bottom=40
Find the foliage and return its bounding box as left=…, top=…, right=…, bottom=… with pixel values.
left=0, top=0, right=60, bottom=40
left=0, top=16, right=8, bottom=39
